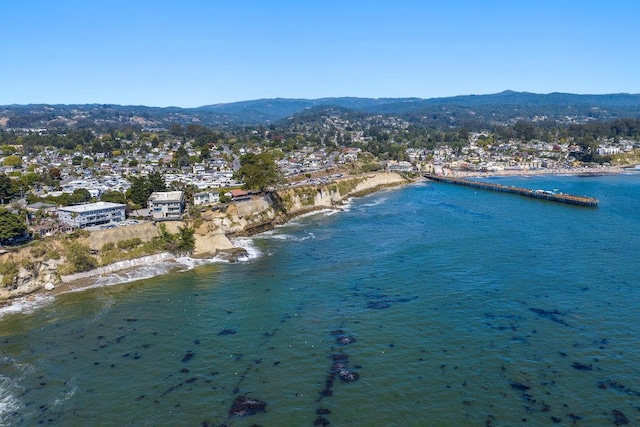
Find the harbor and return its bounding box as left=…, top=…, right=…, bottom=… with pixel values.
left=425, top=175, right=599, bottom=207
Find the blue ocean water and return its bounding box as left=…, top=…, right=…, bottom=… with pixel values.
left=1, top=174, right=639, bottom=426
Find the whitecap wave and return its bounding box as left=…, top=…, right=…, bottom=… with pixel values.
left=231, top=237, right=262, bottom=261
left=340, top=198, right=354, bottom=212
left=254, top=230, right=294, bottom=241
left=0, top=357, right=34, bottom=425
left=288, top=208, right=342, bottom=225
left=51, top=380, right=78, bottom=408
left=297, top=232, right=316, bottom=241
left=68, top=263, right=179, bottom=293
left=361, top=197, right=388, bottom=207
left=0, top=374, right=22, bottom=425
left=0, top=294, right=55, bottom=320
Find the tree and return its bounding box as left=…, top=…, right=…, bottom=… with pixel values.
left=48, top=167, right=62, bottom=180
left=148, top=170, right=167, bottom=193
left=127, top=175, right=152, bottom=207
left=70, top=188, right=91, bottom=204
left=101, top=190, right=126, bottom=204
left=3, top=155, right=22, bottom=167
left=200, top=145, right=211, bottom=160
left=64, top=240, right=97, bottom=273
left=126, top=171, right=166, bottom=207
left=0, top=209, right=26, bottom=244
left=176, top=225, right=195, bottom=253
left=234, top=152, right=284, bottom=191
left=0, top=173, right=15, bottom=203
left=169, top=123, right=184, bottom=137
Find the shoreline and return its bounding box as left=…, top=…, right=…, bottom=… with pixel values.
left=439, top=164, right=630, bottom=178
left=0, top=173, right=410, bottom=312
left=1, top=167, right=636, bottom=314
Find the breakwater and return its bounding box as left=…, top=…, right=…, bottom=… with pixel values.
left=425, top=175, right=599, bottom=207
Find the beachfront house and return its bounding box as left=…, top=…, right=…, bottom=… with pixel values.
left=193, top=191, right=220, bottom=206
left=148, top=191, right=185, bottom=221
left=57, top=202, right=126, bottom=228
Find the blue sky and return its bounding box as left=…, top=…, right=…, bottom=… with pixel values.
left=2, top=0, right=639, bottom=107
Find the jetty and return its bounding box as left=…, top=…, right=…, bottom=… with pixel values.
left=424, top=175, right=598, bottom=207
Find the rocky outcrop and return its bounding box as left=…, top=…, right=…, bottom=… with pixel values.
left=60, top=253, right=175, bottom=283
left=193, top=233, right=235, bottom=257
left=0, top=257, right=65, bottom=300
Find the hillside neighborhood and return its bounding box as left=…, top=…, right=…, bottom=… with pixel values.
left=0, top=105, right=639, bottom=246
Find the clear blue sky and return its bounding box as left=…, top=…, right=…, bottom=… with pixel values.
left=2, top=0, right=639, bottom=107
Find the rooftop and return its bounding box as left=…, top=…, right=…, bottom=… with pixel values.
left=58, top=202, right=126, bottom=213
left=149, top=191, right=184, bottom=203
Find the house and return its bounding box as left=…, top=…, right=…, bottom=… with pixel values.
left=224, top=189, right=251, bottom=201
left=30, top=219, right=76, bottom=237
left=193, top=191, right=220, bottom=206
left=148, top=191, right=185, bottom=221
left=57, top=202, right=126, bottom=228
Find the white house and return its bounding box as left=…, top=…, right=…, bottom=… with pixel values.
left=193, top=191, right=220, bottom=206
left=148, top=191, right=184, bottom=221
left=57, top=202, right=126, bottom=228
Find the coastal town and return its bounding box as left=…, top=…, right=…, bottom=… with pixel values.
left=0, top=104, right=639, bottom=301
left=0, top=110, right=639, bottom=242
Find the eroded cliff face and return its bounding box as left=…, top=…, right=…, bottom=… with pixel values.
left=0, top=257, right=65, bottom=301
left=0, top=172, right=409, bottom=302
left=277, top=172, right=408, bottom=217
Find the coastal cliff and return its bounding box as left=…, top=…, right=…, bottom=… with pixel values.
left=0, top=172, right=409, bottom=302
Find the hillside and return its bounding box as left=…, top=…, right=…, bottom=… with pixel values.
left=1, top=91, right=640, bottom=130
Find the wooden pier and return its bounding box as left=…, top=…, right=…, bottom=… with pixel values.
left=424, top=175, right=598, bottom=207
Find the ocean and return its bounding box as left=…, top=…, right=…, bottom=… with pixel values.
left=1, top=174, right=639, bottom=426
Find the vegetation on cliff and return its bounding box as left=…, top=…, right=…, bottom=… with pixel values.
left=234, top=152, right=284, bottom=191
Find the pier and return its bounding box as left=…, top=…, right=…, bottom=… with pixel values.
left=424, top=175, right=598, bottom=207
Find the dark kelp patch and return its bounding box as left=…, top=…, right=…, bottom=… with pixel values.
left=598, top=380, right=640, bottom=396
left=572, top=362, right=592, bottom=371
left=529, top=308, right=570, bottom=326
left=314, top=329, right=361, bottom=424
left=612, top=409, right=629, bottom=425
left=229, top=395, right=267, bottom=417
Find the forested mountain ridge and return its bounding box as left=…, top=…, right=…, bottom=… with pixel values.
left=2, top=91, right=640, bottom=131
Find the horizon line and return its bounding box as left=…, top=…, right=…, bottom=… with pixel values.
left=2, top=90, right=640, bottom=110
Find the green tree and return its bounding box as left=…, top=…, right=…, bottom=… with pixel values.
left=176, top=225, right=195, bottom=253
left=127, top=175, right=151, bottom=207
left=101, top=190, right=126, bottom=204
left=148, top=170, right=167, bottom=193
left=126, top=172, right=166, bottom=207
left=64, top=240, right=97, bottom=273
left=3, top=155, right=22, bottom=167
left=0, top=173, right=15, bottom=203
left=234, top=152, right=284, bottom=191
left=169, top=123, right=184, bottom=137
left=0, top=208, right=26, bottom=244
left=70, top=188, right=91, bottom=204
left=200, top=145, right=211, bottom=160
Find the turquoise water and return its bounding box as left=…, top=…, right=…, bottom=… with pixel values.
left=1, top=174, right=640, bottom=426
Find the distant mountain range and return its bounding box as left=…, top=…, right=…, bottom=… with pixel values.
left=2, top=91, right=640, bottom=130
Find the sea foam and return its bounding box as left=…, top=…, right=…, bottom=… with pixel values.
left=0, top=294, right=54, bottom=320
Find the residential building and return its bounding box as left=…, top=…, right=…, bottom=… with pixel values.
left=193, top=191, right=220, bottom=206
left=224, top=189, right=251, bottom=201
left=148, top=191, right=185, bottom=221
left=57, top=202, right=126, bottom=228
